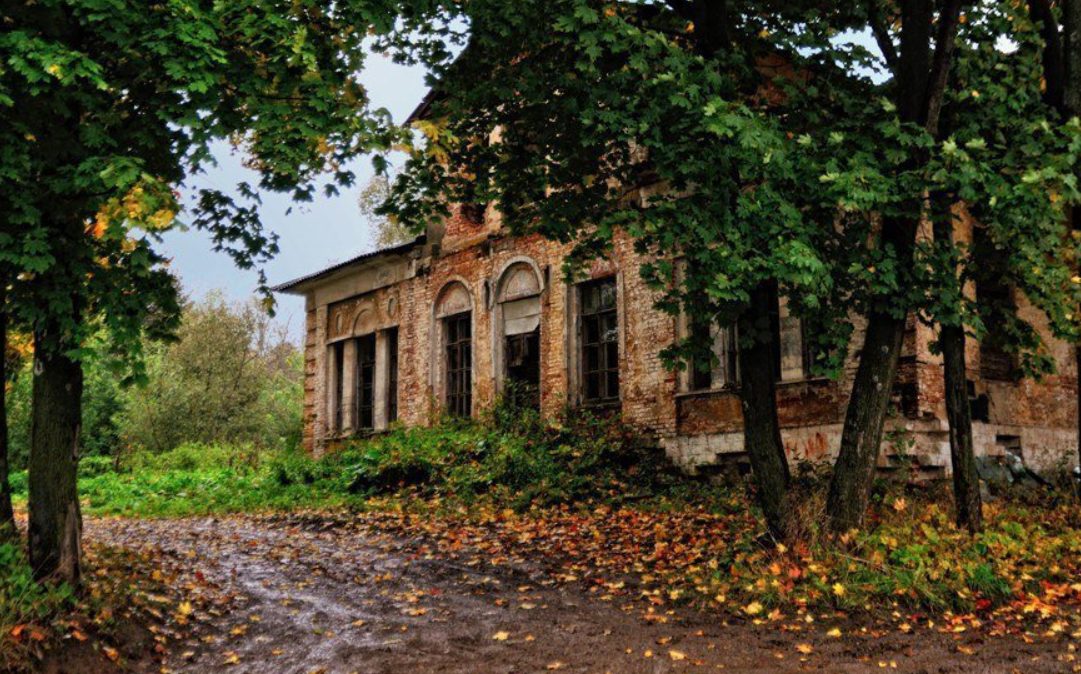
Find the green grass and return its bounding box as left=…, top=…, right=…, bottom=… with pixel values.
left=11, top=407, right=688, bottom=518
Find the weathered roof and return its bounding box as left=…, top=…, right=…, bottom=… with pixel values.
left=271, top=236, right=424, bottom=295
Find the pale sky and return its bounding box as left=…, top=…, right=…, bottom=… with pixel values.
left=161, top=53, right=431, bottom=343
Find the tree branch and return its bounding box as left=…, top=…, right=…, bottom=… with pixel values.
left=1029, top=0, right=1066, bottom=111
left=867, top=0, right=899, bottom=72
left=923, top=0, right=965, bottom=135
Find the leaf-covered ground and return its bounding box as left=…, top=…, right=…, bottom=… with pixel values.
left=43, top=509, right=1081, bottom=674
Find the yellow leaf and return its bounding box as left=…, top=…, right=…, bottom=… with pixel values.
left=743, top=601, right=763, bottom=616
left=178, top=601, right=194, bottom=617
left=832, top=583, right=846, bottom=597
left=492, top=631, right=510, bottom=641
left=796, top=643, right=813, bottom=654
left=669, top=650, right=687, bottom=661
left=827, top=628, right=842, bottom=638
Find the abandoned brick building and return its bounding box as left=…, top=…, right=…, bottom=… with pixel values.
left=275, top=183, right=1080, bottom=476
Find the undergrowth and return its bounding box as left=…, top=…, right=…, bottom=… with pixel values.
left=7, top=404, right=1081, bottom=620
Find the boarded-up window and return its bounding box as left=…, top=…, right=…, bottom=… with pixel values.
left=580, top=278, right=619, bottom=404
left=499, top=265, right=542, bottom=409
left=776, top=297, right=808, bottom=382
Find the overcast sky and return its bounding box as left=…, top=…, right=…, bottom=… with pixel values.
left=161, top=53, right=431, bottom=343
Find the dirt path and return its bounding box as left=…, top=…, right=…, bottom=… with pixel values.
left=83, top=515, right=1078, bottom=674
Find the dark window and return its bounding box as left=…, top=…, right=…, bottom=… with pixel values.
left=506, top=328, right=540, bottom=409
left=580, top=278, right=620, bottom=404
left=979, top=281, right=1017, bottom=381
left=332, top=341, right=345, bottom=431
left=354, top=335, right=376, bottom=431
left=445, top=312, right=472, bottom=417
left=386, top=328, right=399, bottom=424
left=689, top=320, right=739, bottom=391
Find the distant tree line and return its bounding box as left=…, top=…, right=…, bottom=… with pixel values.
left=4, top=294, right=302, bottom=472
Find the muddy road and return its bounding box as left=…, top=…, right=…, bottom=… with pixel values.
left=79, top=515, right=1076, bottom=674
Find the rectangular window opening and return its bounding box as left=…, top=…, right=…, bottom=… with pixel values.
left=445, top=312, right=472, bottom=417
left=354, top=334, right=376, bottom=431
left=580, top=278, right=620, bottom=404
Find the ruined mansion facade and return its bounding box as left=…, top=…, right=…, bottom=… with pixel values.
left=276, top=202, right=1081, bottom=476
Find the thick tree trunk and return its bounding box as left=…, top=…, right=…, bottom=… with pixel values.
left=0, top=292, right=14, bottom=542
left=826, top=0, right=964, bottom=532
left=940, top=323, right=982, bottom=532
left=825, top=313, right=906, bottom=531
left=737, top=283, right=791, bottom=540
left=28, top=331, right=84, bottom=585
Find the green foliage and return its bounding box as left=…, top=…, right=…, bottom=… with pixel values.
left=117, top=294, right=303, bottom=454
left=0, top=543, right=75, bottom=672
left=382, top=0, right=1081, bottom=382
left=3, top=294, right=302, bottom=468
left=0, top=0, right=407, bottom=370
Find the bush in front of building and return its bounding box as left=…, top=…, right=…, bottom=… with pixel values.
left=342, top=405, right=685, bottom=509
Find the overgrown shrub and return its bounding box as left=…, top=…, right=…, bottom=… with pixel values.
left=0, top=543, right=75, bottom=672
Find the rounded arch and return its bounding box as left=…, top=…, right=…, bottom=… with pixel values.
left=493, top=257, right=544, bottom=307
left=351, top=301, right=378, bottom=336
left=434, top=278, right=474, bottom=319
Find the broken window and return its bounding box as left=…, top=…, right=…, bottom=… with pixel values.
left=688, top=319, right=739, bottom=391
left=498, top=263, right=543, bottom=410
left=580, top=278, right=620, bottom=404
left=354, top=334, right=376, bottom=431
left=506, top=328, right=540, bottom=409
left=684, top=294, right=808, bottom=393
left=444, top=312, right=473, bottom=417
left=979, top=280, right=1017, bottom=381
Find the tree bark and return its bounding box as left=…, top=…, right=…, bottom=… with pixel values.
left=826, top=0, right=965, bottom=533
left=939, top=323, right=982, bottom=532
left=1062, top=0, right=1081, bottom=489
left=28, top=329, right=84, bottom=585
left=0, top=286, right=14, bottom=542
left=737, top=283, right=791, bottom=540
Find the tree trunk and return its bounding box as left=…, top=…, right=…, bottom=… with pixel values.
left=825, top=313, right=907, bottom=531
left=0, top=289, right=14, bottom=542
left=937, top=322, right=982, bottom=531
left=1063, top=0, right=1081, bottom=486
left=826, top=0, right=964, bottom=532
left=28, top=330, right=84, bottom=585
left=737, top=283, right=791, bottom=540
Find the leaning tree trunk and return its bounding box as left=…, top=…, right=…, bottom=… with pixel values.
left=737, top=283, right=791, bottom=540
left=28, top=330, right=84, bottom=585
left=825, top=312, right=907, bottom=531
left=826, top=0, right=964, bottom=532
left=939, top=323, right=982, bottom=532
left=0, top=289, right=14, bottom=542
